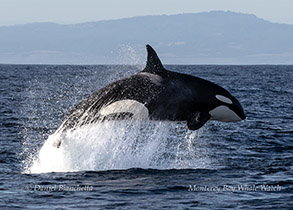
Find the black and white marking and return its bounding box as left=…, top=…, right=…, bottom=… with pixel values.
left=55, top=44, right=246, bottom=147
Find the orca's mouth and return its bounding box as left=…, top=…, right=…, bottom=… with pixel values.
left=238, top=110, right=246, bottom=120
left=231, top=97, right=246, bottom=121
left=234, top=104, right=246, bottom=120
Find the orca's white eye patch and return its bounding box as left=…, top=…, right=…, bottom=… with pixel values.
left=215, top=95, right=233, bottom=104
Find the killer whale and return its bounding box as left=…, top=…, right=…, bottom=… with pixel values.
left=55, top=44, right=245, bottom=146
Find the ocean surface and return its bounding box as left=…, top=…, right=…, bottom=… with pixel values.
left=0, top=64, right=292, bottom=209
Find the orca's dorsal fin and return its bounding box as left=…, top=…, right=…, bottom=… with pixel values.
left=143, top=44, right=165, bottom=74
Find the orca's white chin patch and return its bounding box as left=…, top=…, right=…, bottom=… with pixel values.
left=209, top=105, right=241, bottom=122
left=99, top=99, right=149, bottom=120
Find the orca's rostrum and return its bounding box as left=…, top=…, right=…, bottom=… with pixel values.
left=55, top=45, right=245, bottom=147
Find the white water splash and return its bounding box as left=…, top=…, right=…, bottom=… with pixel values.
left=28, top=120, right=211, bottom=173
left=116, top=44, right=145, bottom=66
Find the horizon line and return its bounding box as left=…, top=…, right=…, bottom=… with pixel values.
left=1, top=10, right=292, bottom=27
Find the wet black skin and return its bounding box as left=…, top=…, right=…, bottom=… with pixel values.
left=58, top=45, right=246, bottom=133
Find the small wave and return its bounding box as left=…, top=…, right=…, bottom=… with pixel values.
left=26, top=120, right=210, bottom=173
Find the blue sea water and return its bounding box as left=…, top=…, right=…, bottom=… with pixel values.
left=0, top=64, right=292, bottom=209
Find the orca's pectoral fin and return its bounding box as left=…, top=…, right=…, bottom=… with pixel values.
left=187, top=112, right=211, bottom=130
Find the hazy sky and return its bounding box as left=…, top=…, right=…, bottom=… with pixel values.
left=1, top=0, right=293, bottom=26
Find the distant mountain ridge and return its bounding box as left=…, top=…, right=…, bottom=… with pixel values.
left=1, top=11, right=293, bottom=64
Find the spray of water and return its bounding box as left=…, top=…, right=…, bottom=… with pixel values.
left=117, top=44, right=145, bottom=66
left=28, top=120, right=211, bottom=173
left=22, top=47, right=211, bottom=174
